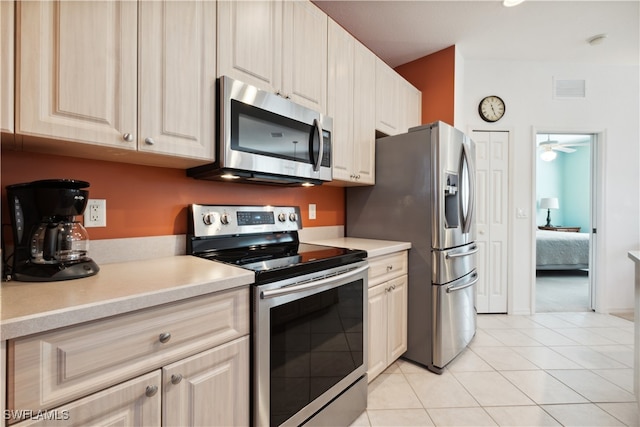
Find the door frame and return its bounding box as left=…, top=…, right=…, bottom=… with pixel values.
left=530, top=127, right=606, bottom=313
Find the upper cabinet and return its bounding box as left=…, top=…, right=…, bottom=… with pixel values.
left=375, top=58, right=422, bottom=136
left=1, top=0, right=14, bottom=133
left=16, top=1, right=138, bottom=149
left=15, top=0, right=215, bottom=166
left=217, top=0, right=327, bottom=114
left=327, top=19, right=375, bottom=185
left=138, top=1, right=216, bottom=160
left=375, top=58, right=399, bottom=136
left=399, top=77, right=422, bottom=133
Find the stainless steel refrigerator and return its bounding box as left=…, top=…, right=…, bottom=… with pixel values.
left=346, top=121, right=477, bottom=374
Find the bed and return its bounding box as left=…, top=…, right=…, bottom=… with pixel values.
left=536, top=230, right=589, bottom=270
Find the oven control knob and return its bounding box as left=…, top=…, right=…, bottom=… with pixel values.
left=202, top=213, right=214, bottom=226
left=289, top=213, right=298, bottom=222
left=278, top=213, right=287, bottom=222
left=220, top=214, right=230, bottom=225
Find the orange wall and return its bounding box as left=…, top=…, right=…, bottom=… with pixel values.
left=1, top=150, right=345, bottom=240
left=395, top=45, right=456, bottom=126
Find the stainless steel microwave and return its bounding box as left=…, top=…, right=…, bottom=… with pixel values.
left=187, top=76, right=332, bottom=186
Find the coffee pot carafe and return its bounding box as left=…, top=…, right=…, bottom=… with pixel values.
left=6, top=179, right=100, bottom=282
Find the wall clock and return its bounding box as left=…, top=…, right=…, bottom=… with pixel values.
left=478, top=95, right=506, bottom=122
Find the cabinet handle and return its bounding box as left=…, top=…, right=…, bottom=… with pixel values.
left=123, top=133, right=134, bottom=142
left=144, top=137, right=155, bottom=145
left=171, top=374, right=183, bottom=385
left=387, top=265, right=393, bottom=272
left=159, top=332, right=172, bottom=343
left=145, top=385, right=158, bottom=397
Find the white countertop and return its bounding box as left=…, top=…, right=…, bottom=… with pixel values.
left=1, top=237, right=410, bottom=340
left=0, top=256, right=253, bottom=340
left=629, top=251, right=640, bottom=263
left=304, top=237, right=411, bottom=258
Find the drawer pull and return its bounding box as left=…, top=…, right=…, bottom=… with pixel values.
left=387, top=265, right=393, bottom=272
left=159, top=332, right=172, bottom=343
left=145, top=385, right=158, bottom=397
left=171, top=374, right=183, bottom=385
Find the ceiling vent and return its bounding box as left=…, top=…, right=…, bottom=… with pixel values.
left=553, top=78, right=586, bottom=99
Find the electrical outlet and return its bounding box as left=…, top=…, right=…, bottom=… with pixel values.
left=84, top=199, right=107, bottom=227
left=308, top=204, right=317, bottom=220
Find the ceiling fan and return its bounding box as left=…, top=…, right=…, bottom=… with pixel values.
left=538, top=135, right=589, bottom=161
left=538, top=135, right=589, bottom=154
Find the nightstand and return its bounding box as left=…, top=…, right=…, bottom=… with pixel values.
left=538, top=226, right=581, bottom=232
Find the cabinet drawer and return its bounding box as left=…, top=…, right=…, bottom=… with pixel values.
left=8, top=287, right=249, bottom=413
left=367, top=252, right=408, bottom=287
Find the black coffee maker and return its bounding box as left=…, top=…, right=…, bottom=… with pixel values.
left=6, top=179, right=100, bottom=282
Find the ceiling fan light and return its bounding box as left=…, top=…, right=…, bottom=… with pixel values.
left=540, top=149, right=557, bottom=162
left=503, top=0, right=525, bottom=7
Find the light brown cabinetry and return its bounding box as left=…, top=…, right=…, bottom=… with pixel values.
left=13, top=371, right=162, bottom=427
left=217, top=0, right=327, bottom=114
left=162, top=337, right=249, bottom=427
left=7, top=288, right=249, bottom=426
left=15, top=0, right=215, bottom=166
left=375, top=58, right=421, bottom=136
left=327, top=19, right=375, bottom=185
left=367, top=251, right=408, bottom=382
left=1, top=0, right=14, bottom=133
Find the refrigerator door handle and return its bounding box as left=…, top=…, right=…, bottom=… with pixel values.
left=461, top=141, right=476, bottom=234
left=446, top=273, right=479, bottom=293
left=446, top=246, right=478, bottom=259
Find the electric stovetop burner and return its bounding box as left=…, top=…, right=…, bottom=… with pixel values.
left=187, top=205, right=366, bottom=285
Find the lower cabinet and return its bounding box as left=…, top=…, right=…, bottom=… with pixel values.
left=12, top=371, right=162, bottom=426
left=162, top=337, right=249, bottom=427
left=367, top=252, right=408, bottom=382
left=6, top=288, right=250, bottom=426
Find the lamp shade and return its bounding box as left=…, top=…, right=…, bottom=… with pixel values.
left=540, top=197, right=559, bottom=210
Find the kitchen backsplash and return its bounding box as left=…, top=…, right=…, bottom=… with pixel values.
left=89, top=226, right=345, bottom=265
left=1, top=149, right=345, bottom=240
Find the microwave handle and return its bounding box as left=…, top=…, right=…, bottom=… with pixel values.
left=313, top=118, right=323, bottom=172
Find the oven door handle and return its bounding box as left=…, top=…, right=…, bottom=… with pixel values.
left=260, top=264, right=369, bottom=299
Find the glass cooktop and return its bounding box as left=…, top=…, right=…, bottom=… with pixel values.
left=194, top=242, right=366, bottom=285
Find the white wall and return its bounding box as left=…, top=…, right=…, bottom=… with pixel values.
left=458, top=59, right=639, bottom=314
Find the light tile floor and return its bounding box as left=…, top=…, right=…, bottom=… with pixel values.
left=351, top=312, right=638, bottom=426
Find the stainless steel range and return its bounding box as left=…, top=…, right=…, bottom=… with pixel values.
left=187, top=205, right=368, bottom=426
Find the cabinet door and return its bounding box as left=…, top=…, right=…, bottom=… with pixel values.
left=282, top=0, right=327, bottom=113
left=327, top=19, right=354, bottom=182
left=1, top=0, right=14, bottom=133
left=367, top=283, right=388, bottom=382
left=352, top=41, right=376, bottom=184
left=399, top=79, right=422, bottom=134
left=375, top=58, right=399, bottom=136
left=163, top=337, right=249, bottom=427
left=16, top=1, right=137, bottom=148
left=217, top=0, right=282, bottom=94
left=138, top=1, right=216, bottom=160
left=387, top=275, right=408, bottom=361
left=13, top=371, right=161, bottom=426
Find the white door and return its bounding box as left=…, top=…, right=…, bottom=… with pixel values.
left=472, top=130, right=510, bottom=313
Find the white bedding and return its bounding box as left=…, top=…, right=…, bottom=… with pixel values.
left=536, top=230, right=589, bottom=270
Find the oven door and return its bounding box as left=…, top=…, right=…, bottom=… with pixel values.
left=253, top=261, right=368, bottom=427
left=221, top=76, right=332, bottom=183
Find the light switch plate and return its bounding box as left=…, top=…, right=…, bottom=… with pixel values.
left=309, top=204, right=317, bottom=220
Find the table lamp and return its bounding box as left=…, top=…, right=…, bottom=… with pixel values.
left=540, top=197, right=559, bottom=227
